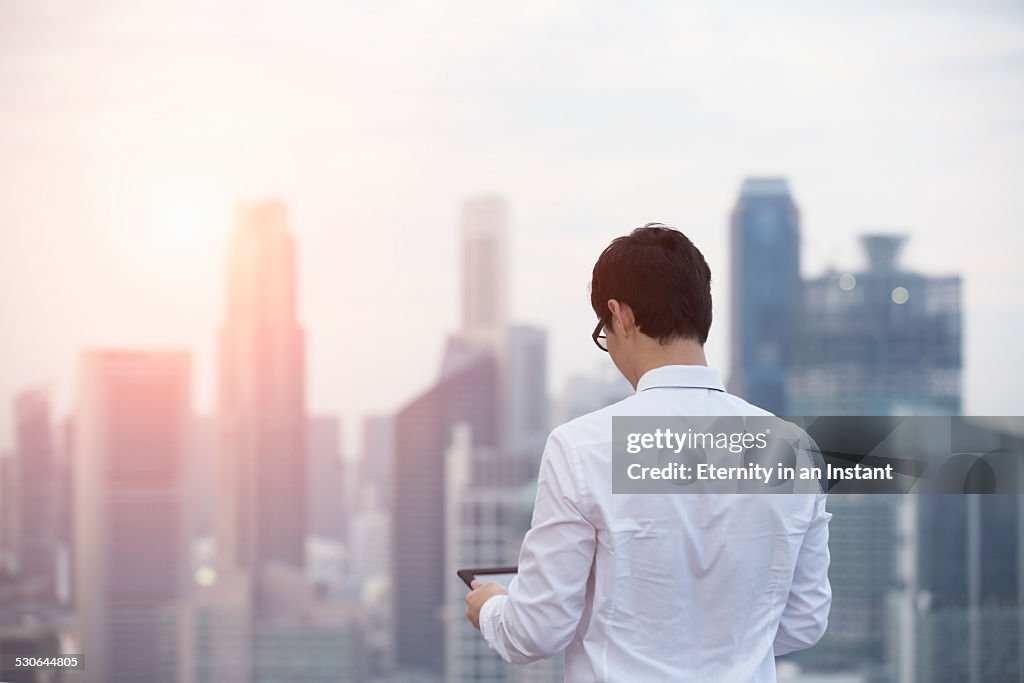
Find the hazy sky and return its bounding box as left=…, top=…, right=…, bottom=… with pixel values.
left=1, top=0, right=1022, bottom=453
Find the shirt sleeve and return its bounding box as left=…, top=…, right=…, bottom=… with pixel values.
left=774, top=493, right=833, bottom=656
left=478, top=430, right=597, bottom=664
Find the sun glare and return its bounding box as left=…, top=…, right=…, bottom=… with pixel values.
left=148, top=194, right=225, bottom=259
left=112, top=177, right=233, bottom=289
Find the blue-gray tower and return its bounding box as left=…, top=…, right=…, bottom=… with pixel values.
left=728, top=177, right=801, bottom=415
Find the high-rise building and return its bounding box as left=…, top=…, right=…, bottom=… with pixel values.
left=0, top=453, right=15, bottom=575
left=903, top=423, right=1023, bottom=682
left=392, top=340, right=499, bottom=676
left=350, top=508, right=390, bottom=584
left=187, top=416, right=218, bottom=538
left=73, top=350, right=192, bottom=683
left=460, top=195, right=508, bottom=352
left=444, top=428, right=561, bottom=683
left=359, top=415, right=394, bottom=512
left=56, top=416, right=74, bottom=605
left=183, top=569, right=254, bottom=683
left=251, top=612, right=365, bottom=683
left=392, top=195, right=513, bottom=677
left=307, top=416, right=346, bottom=545
left=353, top=416, right=395, bottom=681
left=728, top=177, right=801, bottom=415
left=783, top=492, right=898, bottom=676
left=217, top=200, right=307, bottom=576
left=788, top=234, right=961, bottom=416
left=505, top=325, right=549, bottom=457
left=12, top=389, right=59, bottom=601
left=188, top=201, right=367, bottom=683
left=391, top=195, right=557, bottom=679
left=777, top=232, right=965, bottom=680
left=186, top=567, right=367, bottom=683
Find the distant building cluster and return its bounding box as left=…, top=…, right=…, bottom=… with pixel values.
left=730, top=177, right=1018, bottom=683
left=0, top=179, right=1019, bottom=683
left=391, top=195, right=560, bottom=682
left=728, top=177, right=961, bottom=417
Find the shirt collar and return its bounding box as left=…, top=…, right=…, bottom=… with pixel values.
left=635, top=364, right=726, bottom=393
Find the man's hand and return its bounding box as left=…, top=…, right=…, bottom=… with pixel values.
left=465, top=580, right=508, bottom=630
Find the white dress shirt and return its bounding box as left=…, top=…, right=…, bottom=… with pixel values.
left=479, top=364, right=832, bottom=682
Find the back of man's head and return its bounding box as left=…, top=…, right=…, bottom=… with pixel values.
left=590, top=223, right=712, bottom=345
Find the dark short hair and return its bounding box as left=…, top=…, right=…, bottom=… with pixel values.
left=590, top=223, right=712, bottom=345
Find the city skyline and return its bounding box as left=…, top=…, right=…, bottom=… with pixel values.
left=2, top=1, right=1023, bottom=453
left=2, top=3, right=1020, bottom=681
left=217, top=200, right=307, bottom=573
left=1, top=174, right=1014, bottom=682
left=0, top=179, right=1007, bottom=458
left=0, top=179, right=1009, bottom=455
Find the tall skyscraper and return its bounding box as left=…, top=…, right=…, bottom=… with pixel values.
left=903, top=421, right=1022, bottom=682
left=187, top=415, right=218, bottom=538
left=781, top=232, right=965, bottom=680
left=392, top=195, right=512, bottom=677
left=350, top=507, right=390, bottom=583
left=73, top=350, right=192, bottom=683
left=392, top=342, right=499, bottom=676
left=728, top=177, right=801, bottom=415
left=186, top=565, right=367, bottom=683
left=0, top=453, right=15, bottom=575
left=392, top=195, right=556, bottom=679
left=505, top=325, right=549, bottom=457
left=788, top=234, right=961, bottom=415
left=217, top=200, right=307, bottom=575
left=11, top=388, right=59, bottom=600
left=56, top=416, right=74, bottom=604
left=460, top=195, right=508, bottom=352
left=188, top=201, right=365, bottom=683
left=359, top=415, right=394, bottom=512
left=307, top=416, right=346, bottom=545
left=446, top=430, right=552, bottom=679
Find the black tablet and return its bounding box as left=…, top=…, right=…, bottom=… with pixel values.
left=457, top=566, right=518, bottom=589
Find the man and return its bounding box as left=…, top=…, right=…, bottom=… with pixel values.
left=465, top=224, right=831, bottom=681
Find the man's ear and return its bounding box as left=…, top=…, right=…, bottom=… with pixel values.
left=607, top=300, right=635, bottom=336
